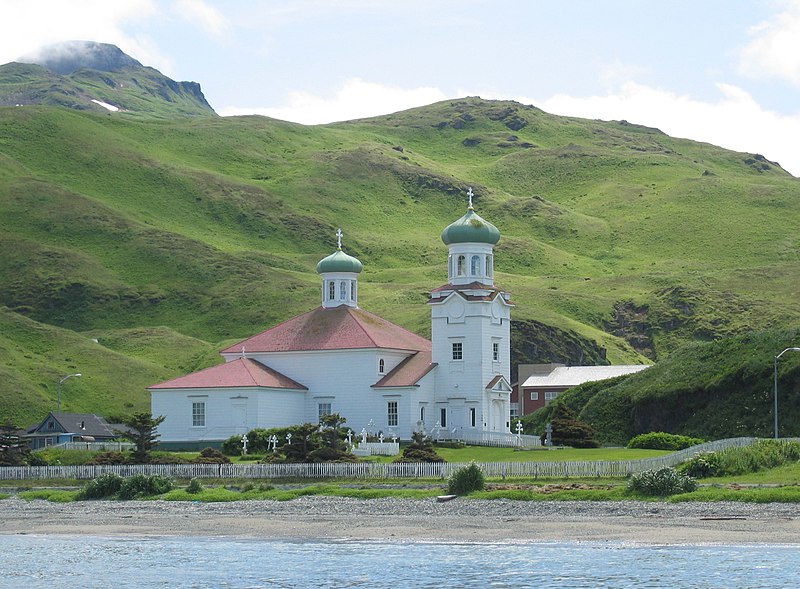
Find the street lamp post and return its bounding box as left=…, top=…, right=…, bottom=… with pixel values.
left=57, top=373, right=81, bottom=412
left=774, top=348, right=800, bottom=439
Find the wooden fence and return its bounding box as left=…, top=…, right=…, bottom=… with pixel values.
left=0, top=437, right=761, bottom=481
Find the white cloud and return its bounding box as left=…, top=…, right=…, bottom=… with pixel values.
left=740, top=0, right=800, bottom=85
left=218, top=78, right=448, bottom=124
left=0, top=0, right=175, bottom=74
left=529, top=81, right=800, bottom=176
left=172, top=0, right=229, bottom=36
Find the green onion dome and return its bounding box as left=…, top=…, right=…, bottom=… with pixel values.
left=316, top=249, right=363, bottom=274
left=441, top=209, right=501, bottom=245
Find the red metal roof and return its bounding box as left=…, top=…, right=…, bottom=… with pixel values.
left=149, top=358, right=307, bottom=390
left=220, top=306, right=431, bottom=354
left=373, top=351, right=437, bottom=388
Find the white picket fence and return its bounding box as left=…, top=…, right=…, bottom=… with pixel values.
left=52, top=442, right=136, bottom=452
left=451, top=429, right=542, bottom=448
left=0, top=437, right=762, bottom=481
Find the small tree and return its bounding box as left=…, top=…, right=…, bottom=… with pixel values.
left=116, top=413, right=165, bottom=463
left=319, top=413, right=348, bottom=451
left=393, top=430, right=445, bottom=463
left=546, top=403, right=600, bottom=448
left=0, top=421, right=28, bottom=466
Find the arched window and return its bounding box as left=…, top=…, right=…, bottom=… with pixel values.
left=486, top=254, right=493, bottom=277
left=420, top=406, right=425, bottom=424
left=379, top=358, right=385, bottom=374
left=471, top=255, right=480, bottom=276
left=339, top=281, right=347, bottom=300
left=350, top=280, right=355, bottom=301
left=328, top=281, right=335, bottom=301
left=448, top=254, right=453, bottom=279
left=456, top=255, right=466, bottom=276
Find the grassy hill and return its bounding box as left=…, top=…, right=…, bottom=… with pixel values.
left=522, top=327, right=800, bottom=443
left=0, top=94, right=798, bottom=427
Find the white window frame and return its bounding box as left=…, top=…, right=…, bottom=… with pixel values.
left=470, top=255, right=480, bottom=276
left=318, top=402, right=332, bottom=422
left=544, top=391, right=558, bottom=403
left=387, top=401, right=398, bottom=427
left=530, top=391, right=539, bottom=401
left=492, top=341, right=500, bottom=362
left=378, top=358, right=385, bottom=374
left=469, top=407, right=476, bottom=428
left=452, top=342, right=463, bottom=360
left=192, top=401, right=206, bottom=427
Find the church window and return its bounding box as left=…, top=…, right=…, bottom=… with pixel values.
left=339, top=281, right=347, bottom=300
left=470, top=407, right=476, bottom=427
left=350, top=280, right=356, bottom=301
left=318, top=402, right=332, bottom=422
left=440, top=408, right=447, bottom=427
left=452, top=342, right=463, bottom=360
left=328, top=281, right=335, bottom=301
left=420, top=406, right=425, bottom=424
left=192, top=402, right=205, bottom=427
left=471, top=255, right=480, bottom=276
left=493, top=342, right=500, bottom=362
left=379, top=358, right=385, bottom=374
left=387, top=401, right=398, bottom=427
left=456, top=255, right=466, bottom=276
left=448, top=254, right=453, bottom=279
left=486, top=254, right=493, bottom=277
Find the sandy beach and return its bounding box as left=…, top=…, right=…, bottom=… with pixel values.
left=2, top=496, right=799, bottom=544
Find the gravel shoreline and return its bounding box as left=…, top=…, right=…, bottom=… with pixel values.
left=3, top=496, right=800, bottom=544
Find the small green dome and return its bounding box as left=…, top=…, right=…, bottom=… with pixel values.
left=441, top=209, right=501, bottom=245
left=316, top=249, right=363, bottom=274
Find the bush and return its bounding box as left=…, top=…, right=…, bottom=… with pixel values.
left=447, top=462, right=485, bottom=495
left=679, top=440, right=800, bottom=478
left=627, top=467, right=698, bottom=496
left=85, top=451, right=130, bottom=465
left=192, top=447, right=231, bottom=464
left=393, top=431, right=446, bottom=463
left=27, top=453, right=50, bottom=466
left=77, top=473, right=124, bottom=499
left=185, top=478, right=203, bottom=494
left=679, top=451, right=721, bottom=478
left=628, top=432, right=705, bottom=450
left=118, top=474, right=175, bottom=499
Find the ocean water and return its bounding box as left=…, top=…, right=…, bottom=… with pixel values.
left=2, top=535, right=798, bottom=588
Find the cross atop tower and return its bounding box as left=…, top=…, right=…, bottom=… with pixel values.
left=336, top=228, right=343, bottom=250
left=467, top=187, right=474, bottom=210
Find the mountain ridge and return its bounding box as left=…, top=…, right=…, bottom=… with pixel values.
left=0, top=48, right=798, bottom=432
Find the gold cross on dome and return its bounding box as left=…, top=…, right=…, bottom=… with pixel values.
left=336, top=228, right=343, bottom=250
left=467, top=187, right=474, bottom=210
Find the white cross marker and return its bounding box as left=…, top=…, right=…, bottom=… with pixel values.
left=336, top=228, right=343, bottom=250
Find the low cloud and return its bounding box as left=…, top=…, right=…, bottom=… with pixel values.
left=172, top=0, right=230, bottom=37
left=740, top=0, right=800, bottom=85
left=219, top=78, right=447, bottom=124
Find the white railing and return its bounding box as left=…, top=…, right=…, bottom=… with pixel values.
left=52, top=442, right=136, bottom=452
left=0, top=437, right=763, bottom=481
left=451, top=429, right=542, bottom=448
left=355, top=442, right=400, bottom=456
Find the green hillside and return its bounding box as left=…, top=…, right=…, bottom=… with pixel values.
left=0, top=94, right=799, bottom=427
left=522, top=327, right=800, bottom=443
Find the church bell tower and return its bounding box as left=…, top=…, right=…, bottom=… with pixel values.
left=430, top=189, right=513, bottom=433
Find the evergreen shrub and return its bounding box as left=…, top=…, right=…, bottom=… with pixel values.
left=627, top=467, right=697, bottom=496
left=447, top=462, right=485, bottom=495
left=117, top=474, right=174, bottom=499
left=192, top=447, right=231, bottom=463
left=627, top=432, right=705, bottom=450
left=679, top=451, right=721, bottom=478
left=185, top=478, right=203, bottom=494
left=77, top=472, right=124, bottom=499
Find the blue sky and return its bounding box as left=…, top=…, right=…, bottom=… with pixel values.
left=3, top=0, right=800, bottom=175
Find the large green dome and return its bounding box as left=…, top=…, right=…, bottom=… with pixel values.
left=441, top=209, right=501, bottom=245
left=316, top=249, right=363, bottom=274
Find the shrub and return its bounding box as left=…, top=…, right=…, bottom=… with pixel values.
left=77, top=472, right=124, bottom=499
left=118, top=474, right=174, bottom=499
left=628, top=432, right=705, bottom=451
left=393, top=431, right=446, bottom=463
left=85, top=451, right=130, bottom=465
left=447, top=462, right=485, bottom=495
left=185, top=478, right=203, bottom=494
left=679, top=451, right=721, bottom=478
left=627, top=467, right=698, bottom=496
left=192, top=447, right=231, bottom=464
left=27, top=453, right=50, bottom=466
left=680, top=440, right=800, bottom=477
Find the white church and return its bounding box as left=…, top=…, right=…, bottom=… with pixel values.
left=150, top=190, right=514, bottom=446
